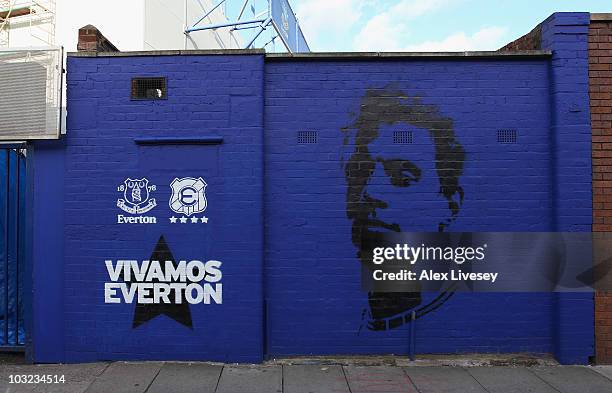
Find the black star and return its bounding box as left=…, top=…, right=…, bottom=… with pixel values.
left=132, top=235, right=193, bottom=329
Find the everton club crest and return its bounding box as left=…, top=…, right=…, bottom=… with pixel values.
left=116, top=178, right=158, bottom=224
left=117, top=178, right=157, bottom=215
left=169, top=177, right=209, bottom=224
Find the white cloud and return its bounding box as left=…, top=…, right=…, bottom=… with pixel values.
left=402, top=27, right=509, bottom=52
left=353, top=13, right=404, bottom=52
left=297, top=0, right=508, bottom=53
left=352, top=0, right=507, bottom=52
left=296, top=0, right=365, bottom=49
left=353, top=0, right=457, bottom=51
left=390, top=0, right=457, bottom=19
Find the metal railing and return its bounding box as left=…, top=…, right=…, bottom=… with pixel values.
left=0, top=147, right=25, bottom=351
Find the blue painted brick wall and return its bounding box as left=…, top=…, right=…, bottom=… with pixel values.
left=264, top=58, right=561, bottom=358
left=541, top=12, right=594, bottom=365
left=32, top=54, right=266, bottom=363
left=29, top=13, right=594, bottom=364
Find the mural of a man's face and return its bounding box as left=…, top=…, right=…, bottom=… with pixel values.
left=344, top=87, right=465, bottom=331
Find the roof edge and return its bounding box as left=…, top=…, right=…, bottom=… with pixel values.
left=68, top=49, right=553, bottom=59
left=67, top=49, right=266, bottom=57
left=591, top=13, right=612, bottom=21
left=266, top=50, right=552, bottom=60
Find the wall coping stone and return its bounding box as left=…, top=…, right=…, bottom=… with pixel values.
left=591, top=13, right=612, bottom=21
left=68, top=49, right=552, bottom=59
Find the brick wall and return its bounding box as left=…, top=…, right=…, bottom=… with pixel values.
left=499, top=24, right=542, bottom=51
left=590, top=14, right=612, bottom=365
left=540, top=12, right=594, bottom=365
left=32, top=53, right=266, bottom=362
left=29, top=12, right=596, bottom=365
left=77, top=24, right=119, bottom=52
left=265, top=57, right=557, bottom=357
left=264, top=48, right=591, bottom=364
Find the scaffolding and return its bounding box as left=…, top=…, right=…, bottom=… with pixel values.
left=0, top=0, right=11, bottom=47
left=0, top=0, right=56, bottom=47
left=186, top=0, right=309, bottom=52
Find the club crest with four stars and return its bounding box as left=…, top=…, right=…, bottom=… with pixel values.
left=169, top=177, right=208, bottom=223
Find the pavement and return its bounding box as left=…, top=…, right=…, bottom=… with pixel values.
left=1, top=355, right=612, bottom=393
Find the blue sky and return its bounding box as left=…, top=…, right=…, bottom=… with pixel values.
left=231, top=0, right=612, bottom=52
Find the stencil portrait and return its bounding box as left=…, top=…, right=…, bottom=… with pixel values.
left=343, top=85, right=466, bottom=331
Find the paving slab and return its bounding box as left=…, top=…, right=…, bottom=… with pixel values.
left=0, top=380, right=37, bottom=393
left=467, top=366, right=558, bottom=393
left=344, top=366, right=417, bottom=393
left=0, top=363, right=109, bottom=393
left=530, top=366, right=612, bottom=393
left=30, top=363, right=110, bottom=393
left=404, top=366, right=488, bottom=393
left=283, top=365, right=350, bottom=393
left=145, top=362, right=222, bottom=393
left=0, top=364, right=45, bottom=393
left=215, top=365, right=281, bottom=393
left=84, top=362, right=162, bottom=393
left=592, top=366, right=612, bottom=382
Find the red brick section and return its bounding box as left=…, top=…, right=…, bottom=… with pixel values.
left=77, top=24, right=119, bottom=52
left=591, top=14, right=612, bottom=365
left=499, top=24, right=542, bottom=51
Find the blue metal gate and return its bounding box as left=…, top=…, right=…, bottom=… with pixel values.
left=0, top=148, right=25, bottom=350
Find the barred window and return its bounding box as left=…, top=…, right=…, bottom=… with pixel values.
left=131, top=77, right=167, bottom=100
